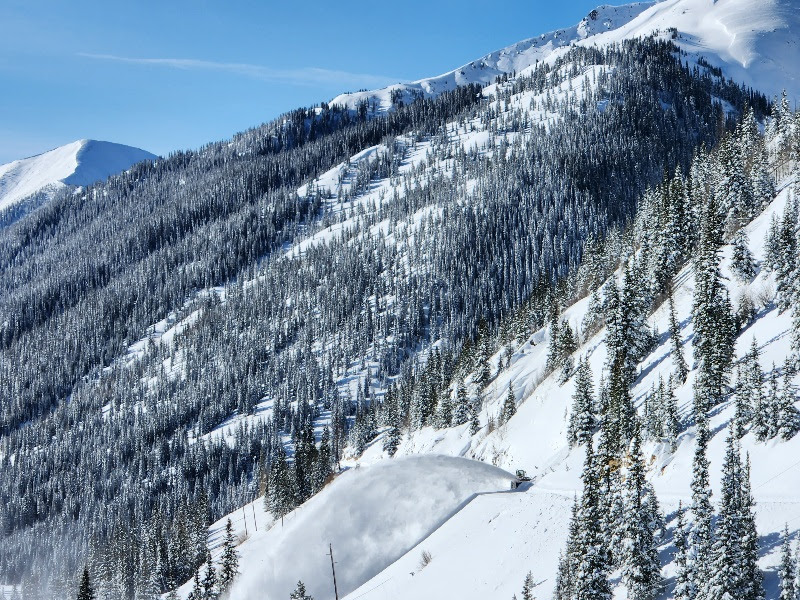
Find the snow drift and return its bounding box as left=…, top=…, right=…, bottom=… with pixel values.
left=227, top=455, right=514, bottom=600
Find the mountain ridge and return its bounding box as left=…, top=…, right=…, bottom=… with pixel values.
left=0, top=139, right=156, bottom=214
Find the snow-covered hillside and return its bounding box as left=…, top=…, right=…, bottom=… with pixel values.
left=0, top=139, right=156, bottom=212
left=186, top=456, right=513, bottom=600
left=332, top=0, right=800, bottom=114
left=330, top=3, right=657, bottom=112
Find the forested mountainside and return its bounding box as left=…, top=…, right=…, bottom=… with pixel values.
left=222, top=88, right=799, bottom=600
left=0, top=35, right=767, bottom=597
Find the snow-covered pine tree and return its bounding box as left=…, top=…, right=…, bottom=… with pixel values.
left=763, top=212, right=782, bottom=272
left=620, top=427, right=663, bottom=600
left=202, top=549, right=217, bottom=600
left=382, top=387, right=402, bottom=457
left=777, top=359, right=800, bottom=440
left=453, top=381, right=470, bottom=426
left=469, top=395, right=481, bottom=436
left=775, top=196, right=799, bottom=312
left=289, top=580, right=313, bottom=600
left=433, top=389, right=453, bottom=429
left=689, top=416, right=713, bottom=590
left=692, top=192, right=735, bottom=414
left=218, top=518, right=238, bottom=593
left=572, top=441, right=612, bottom=600
left=779, top=525, right=796, bottom=600
left=673, top=502, right=694, bottom=600
left=77, top=568, right=95, bottom=600
left=765, top=365, right=781, bottom=440
left=668, top=292, right=688, bottom=383
left=500, top=383, right=517, bottom=425
left=313, top=426, right=333, bottom=490
left=521, top=571, right=535, bottom=600
left=663, top=377, right=681, bottom=452
left=187, top=569, right=202, bottom=600
left=568, top=357, right=596, bottom=447
left=702, top=430, right=744, bottom=600
left=738, top=455, right=764, bottom=600
left=731, top=228, right=757, bottom=282
left=268, top=444, right=296, bottom=519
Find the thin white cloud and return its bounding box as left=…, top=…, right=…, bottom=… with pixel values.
left=78, top=53, right=403, bottom=89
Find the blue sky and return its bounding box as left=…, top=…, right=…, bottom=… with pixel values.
left=0, top=1, right=620, bottom=163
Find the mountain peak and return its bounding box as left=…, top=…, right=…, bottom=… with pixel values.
left=0, top=139, right=157, bottom=213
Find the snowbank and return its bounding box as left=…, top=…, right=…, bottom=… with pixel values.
left=228, top=455, right=513, bottom=600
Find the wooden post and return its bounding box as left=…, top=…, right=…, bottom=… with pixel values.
left=242, top=507, right=248, bottom=536
left=252, top=504, right=258, bottom=531
left=329, top=543, right=340, bottom=600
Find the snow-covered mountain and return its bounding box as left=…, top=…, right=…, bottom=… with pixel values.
left=332, top=0, right=800, bottom=113
left=0, top=139, right=156, bottom=213
left=4, top=1, right=800, bottom=599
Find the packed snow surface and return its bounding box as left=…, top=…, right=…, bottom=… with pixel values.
left=226, top=455, right=513, bottom=600
left=0, top=139, right=156, bottom=211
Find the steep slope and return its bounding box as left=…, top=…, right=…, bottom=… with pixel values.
left=186, top=456, right=513, bottom=600
left=330, top=2, right=657, bottom=112
left=0, top=139, right=156, bottom=212
left=332, top=0, right=800, bottom=114
left=584, top=0, right=800, bottom=104
left=344, top=172, right=800, bottom=600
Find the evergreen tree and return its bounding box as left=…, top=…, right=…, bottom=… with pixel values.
left=668, top=293, right=689, bottom=383
left=620, top=427, right=663, bottom=600
left=731, top=228, right=757, bottom=282
left=453, top=381, right=470, bottom=426
left=268, top=445, right=296, bottom=519
left=690, top=417, right=713, bottom=590
left=777, top=359, right=800, bottom=440
left=187, top=569, right=202, bottom=600
left=202, top=550, right=217, bottom=600
left=469, top=395, right=481, bottom=436
left=702, top=431, right=744, bottom=600
left=521, top=571, right=535, bottom=600
left=738, top=455, right=764, bottom=600
left=673, top=502, right=694, bottom=600
left=568, top=357, right=597, bottom=447
left=289, top=580, right=313, bottom=600
left=218, top=519, right=238, bottom=592
left=501, top=383, right=517, bottom=425
left=77, top=568, right=95, bottom=600
left=779, top=525, right=796, bottom=600
left=692, top=191, right=735, bottom=415
left=572, top=442, right=612, bottom=600
left=663, top=377, right=681, bottom=451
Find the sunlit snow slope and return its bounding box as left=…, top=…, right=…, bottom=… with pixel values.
left=0, top=139, right=156, bottom=212
left=330, top=2, right=656, bottom=111
left=584, top=0, right=800, bottom=104
left=203, top=456, right=513, bottom=600
left=332, top=0, right=800, bottom=113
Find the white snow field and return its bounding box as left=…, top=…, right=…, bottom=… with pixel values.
left=214, top=455, right=513, bottom=600
left=332, top=0, right=800, bottom=114
left=0, top=139, right=156, bottom=212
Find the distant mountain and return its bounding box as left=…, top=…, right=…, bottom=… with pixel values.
left=0, top=139, right=156, bottom=212
left=332, top=0, right=800, bottom=113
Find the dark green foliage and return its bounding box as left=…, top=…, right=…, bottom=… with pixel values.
left=77, top=568, right=94, bottom=600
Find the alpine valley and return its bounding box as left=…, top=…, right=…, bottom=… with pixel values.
left=3, top=1, right=800, bottom=600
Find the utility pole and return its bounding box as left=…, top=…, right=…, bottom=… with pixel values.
left=328, top=543, right=340, bottom=600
